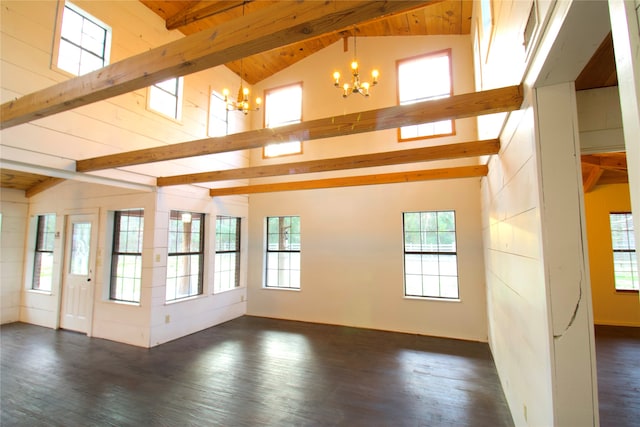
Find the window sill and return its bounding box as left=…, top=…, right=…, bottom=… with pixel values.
left=25, top=289, right=53, bottom=296
left=615, top=289, right=639, bottom=294
left=165, top=294, right=206, bottom=305
left=262, top=286, right=301, bottom=292
left=106, top=299, right=141, bottom=307
left=403, top=296, right=461, bottom=303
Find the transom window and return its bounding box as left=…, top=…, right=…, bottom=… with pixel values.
left=264, top=83, right=303, bottom=158
left=208, top=90, right=228, bottom=137
left=397, top=50, right=454, bottom=141
left=33, top=214, right=56, bottom=292
left=54, top=1, right=111, bottom=76
left=149, top=77, right=183, bottom=120
left=214, top=216, right=241, bottom=293
left=266, top=216, right=301, bottom=289
left=110, top=210, right=144, bottom=303
left=166, top=210, right=204, bottom=301
left=609, top=212, right=638, bottom=291
left=403, top=210, right=459, bottom=299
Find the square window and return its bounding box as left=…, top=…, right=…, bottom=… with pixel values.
left=54, top=1, right=111, bottom=76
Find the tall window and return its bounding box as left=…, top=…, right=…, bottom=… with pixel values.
left=397, top=50, right=454, bottom=141
left=214, top=216, right=241, bottom=293
left=264, top=83, right=303, bottom=158
left=266, top=216, right=301, bottom=289
left=110, top=210, right=144, bottom=303
left=610, top=212, right=638, bottom=291
left=208, top=90, right=228, bottom=137
left=403, top=211, right=459, bottom=299
left=166, top=211, right=204, bottom=301
left=149, top=77, right=183, bottom=120
left=54, top=1, right=111, bottom=76
left=33, top=214, right=56, bottom=291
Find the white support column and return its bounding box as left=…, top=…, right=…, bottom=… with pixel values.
left=609, top=0, right=640, bottom=302
left=534, top=83, right=599, bottom=427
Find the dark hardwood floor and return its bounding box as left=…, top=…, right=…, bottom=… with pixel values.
left=595, top=325, right=640, bottom=427
left=1, top=316, right=514, bottom=426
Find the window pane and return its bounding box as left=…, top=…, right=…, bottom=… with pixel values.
left=110, top=210, right=143, bottom=302
left=70, top=222, right=91, bottom=275
left=609, top=212, right=639, bottom=291
left=403, top=210, right=458, bottom=299
left=397, top=51, right=453, bottom=140
left=265, top=216, right=301, bottom=289
left=57, top=3, right=110, bottom=76
left=264, top=83, right=302, bottom=157
left=166, top=210, right=204, bottom=300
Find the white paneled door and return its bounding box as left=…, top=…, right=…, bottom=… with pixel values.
left=60, top=214, right=97, bottom=334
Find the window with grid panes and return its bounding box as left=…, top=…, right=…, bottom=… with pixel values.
left=214, top=216, right=241, bottom=293
left=33, top=214, right=56, bottom=291
left=266, top=216, right=300, bottom=289
left=110, top=210, right=144, bottom=303
left=55, top=1, right=111, bottom=76
left=397, top=50, right=454, bottom=141
left=263, top=83, right=303, bottom=158
left=403, top=210, right=459, bottom=299
left=609, top=212, right=639, bottom=291
left=166, top=211, right=204, bottom=301
left=149, top=77, right=183, bottom=120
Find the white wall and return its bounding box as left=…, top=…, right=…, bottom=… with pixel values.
left=247, top=179, right=487, bottom=341
left=577, top=86, right=625, bottom=153
left=475, top=0, right=603, bottom=425
left=0, top=189, right=29, bottom=324
left=149, top=187, right=248, bottom=347
left=241, top=35, right=488, bottom=340
left=1, top=1, right=252, bottom=346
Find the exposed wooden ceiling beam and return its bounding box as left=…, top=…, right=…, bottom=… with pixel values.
left=582, top=164, right=604, bottom=193
left=166, top=1, right=247, bottom=31
left=581, top=153, right=627, bottom=170
left=1, top=0, right=433, bottom=129
left=209, top=165, right=488, bottom=197
left=77, top=85, right=522, bottom=172
left=157, top=139, right=499, bottom=186
left=25, top=177, right=66, bottom=198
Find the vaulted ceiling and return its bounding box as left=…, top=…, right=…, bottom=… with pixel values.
left=139, top=0, right=473, bottom=84
left=0, top=1, right=626, bottom=195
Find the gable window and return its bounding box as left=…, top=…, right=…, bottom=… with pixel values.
left=208, top=90, right=228, bottom=137
left=264, top=83, right=303, bottom=158
left=214, top=216, right=241, bottom=293
left=609, top=212, right=639, bottom=291
left=54, top=1, right=111, bottom=76
left=397, top=50, right=454, bottom=141
left=266, top=216, right=301, bottom=289
left=166, top=210, right=204, bottom=301
left=110, top=209, right=144, bottom=303
left=403, top=210, right=459, bottom=299
left=33, top=214, right=56, bottom=292
left=149, top=77, right=183, bottom=120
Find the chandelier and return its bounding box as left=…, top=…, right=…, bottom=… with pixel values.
left=222, top=70, right=261, bottom=115
left=221, top=1, right=260, bottom=115
left=332, top=29, right=379, bottom=98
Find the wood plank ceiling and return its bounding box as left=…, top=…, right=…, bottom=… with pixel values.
left=0, top=1, right=626, bottom=195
